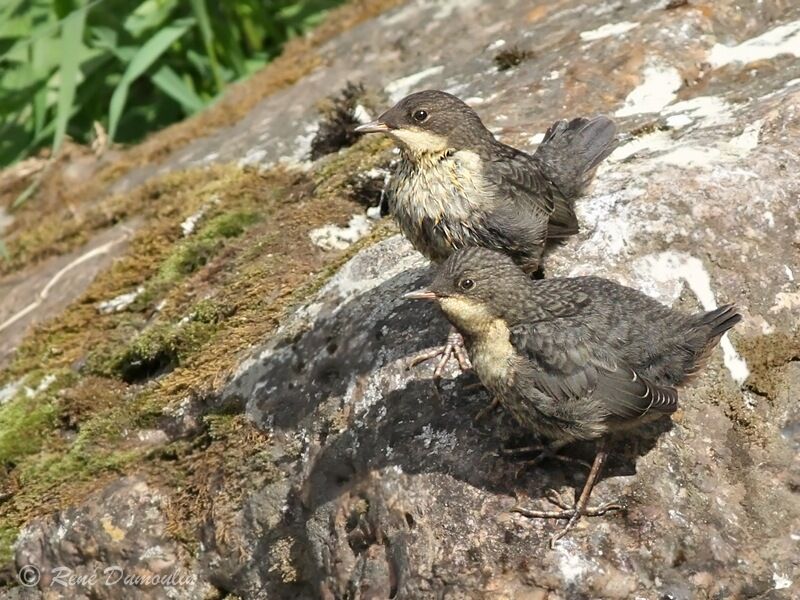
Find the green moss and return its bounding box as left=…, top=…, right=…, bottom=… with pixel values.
left=0, top=373, right=66, bottom=465
left=19, top=447, right=142, bottom=488
left=162, top=238, right=220, bottom=279
left=0, top=525, right=17, bottom=565
left=108, top=317, right=220, bottom=383
left=190, top=298, right=230, bottom=324
left=201, top=211, right=260, bottom=239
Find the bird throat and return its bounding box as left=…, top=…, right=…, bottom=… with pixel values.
left=390, top=128, right=451, bottom=160
left=439, top=297, right=515, bottom=385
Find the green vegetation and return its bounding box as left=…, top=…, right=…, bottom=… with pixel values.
left=0, top=373, right=64, bottom=465
left=0, top=0, right=347, bottom=168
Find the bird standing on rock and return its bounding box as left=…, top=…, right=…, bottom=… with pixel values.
left=356, top=90, right=618, bottom=376
left=405, top=247, right=742, bottom=546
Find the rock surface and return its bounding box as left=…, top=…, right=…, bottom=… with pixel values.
left=5, top=0, right=800, bottom=598
left=15, top=478, right=214, bottom=600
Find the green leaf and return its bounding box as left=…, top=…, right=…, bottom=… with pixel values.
left=151, top=65, right=204, bottom=113
left=123, top=0, right=179, bottom=38
left=0, top=239, right=8, bottom=261
left=107, top=19, right=193, bottom=141
left=189, top=0, right=224, bottom=92
left=53, top=7, right=87, bottom=153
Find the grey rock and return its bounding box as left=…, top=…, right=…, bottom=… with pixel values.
left=14, top=477, right=216, bottom=599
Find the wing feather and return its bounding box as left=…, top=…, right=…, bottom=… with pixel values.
left=510, top=323, right=679, bottom=421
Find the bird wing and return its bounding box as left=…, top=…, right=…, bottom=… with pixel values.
left=485, top=146, right=580, bottom=237
left=485, top=148, right=555, bottom=214
left=509, top=322, right=678, bottom=420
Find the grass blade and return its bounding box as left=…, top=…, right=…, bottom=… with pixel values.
left=53, top=7, right=87, bottom=153
left=151, top=65, right=204, bottom=113
left=188, top=0, right=224, bottom=92
left=108, top=19, right=193, bottom=141
left=12, top=178, right=41, bottom=209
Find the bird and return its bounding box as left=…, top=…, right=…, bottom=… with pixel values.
left=355, top=90, right=618, bottom=377
left=404, top=247, right=742, bottom=546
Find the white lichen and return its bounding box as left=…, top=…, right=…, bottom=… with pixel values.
left=309, top=214, right=373, bottom=251
left=97, top=286, right=144, bottom=314
left=580, top=21, right=639, bottom=42
left=772, top=572, right=792, bottom=590
left=708, top=20, right=800, bottom=68
left=662, top=96, right=735, bottom=129
left=237, top=148, right=267, bottom=168
left=615, top=63, right=683, bottom=117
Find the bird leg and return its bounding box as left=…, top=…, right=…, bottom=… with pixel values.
left=511, top=439, right=623, bottom=548
left=501, top=440, right=592, bottom=472
left=473, top=396, right=500, bottom=423
left=407, top=327, right=471, bottom=378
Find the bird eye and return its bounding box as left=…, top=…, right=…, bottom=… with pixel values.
left=459, top=278, right=475, bottom=291
left=412, top=109, right=428, bottom=123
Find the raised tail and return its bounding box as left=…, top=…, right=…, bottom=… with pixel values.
left=533, top=116, right=618, bottom=201
left=685, top=304, right=743, bottom=378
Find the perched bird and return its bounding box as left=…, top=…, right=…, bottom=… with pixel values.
left=356, top=90, right=618, bottom=375
left=405, top=247, right=742, bottom=546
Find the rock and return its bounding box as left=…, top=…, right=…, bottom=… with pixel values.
left=0, top=223, right=136, bottom=370
left=7, top=0, right=800, bottom=598
left=14, top=477, right=216, bottom=599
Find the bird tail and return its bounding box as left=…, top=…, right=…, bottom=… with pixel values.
left=533, top=116, right=618, bottom=201
left=685, top=304, right=742, bottom=377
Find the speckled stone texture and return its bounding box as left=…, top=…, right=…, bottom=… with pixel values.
left=12, top=0, right=800, bottom=598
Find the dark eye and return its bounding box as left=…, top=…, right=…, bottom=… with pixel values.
left=412, top=109, right=428, bottom=123
left=458, top=278, right=475, bottom=291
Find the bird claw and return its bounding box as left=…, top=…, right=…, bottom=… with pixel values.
left=407, top=331, right=471, bottom=378
left=511, top=498, right=623, bottom=547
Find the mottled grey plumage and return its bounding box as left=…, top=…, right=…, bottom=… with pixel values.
left=424, top=247, right=740, bottom=440
left=406, top=247, right=742, bottom=544
left=356, top=90, right=618, bottom=273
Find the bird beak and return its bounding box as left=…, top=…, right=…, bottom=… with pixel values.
left=355, top=120, right=391, bottom=134
left=404, top=289, right=438, bottom=301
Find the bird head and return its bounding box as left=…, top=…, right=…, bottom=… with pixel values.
left=405, top=247, right=530, bottom=335
left=355, top=90, right=493, bottom=157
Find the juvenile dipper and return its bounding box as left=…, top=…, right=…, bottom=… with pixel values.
left=356, top=90, right=618, bottom=375
left=405, top=247, right=742, bottom=545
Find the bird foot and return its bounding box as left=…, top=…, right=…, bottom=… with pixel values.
left=512, top=490, right=623, bottom=548
left=407, top=331, right=471, bottom=378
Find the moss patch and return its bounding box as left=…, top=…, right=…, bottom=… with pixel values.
left=0, top=526, right=17, bottom=565
left=0, top=137, right=396, bottom=565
